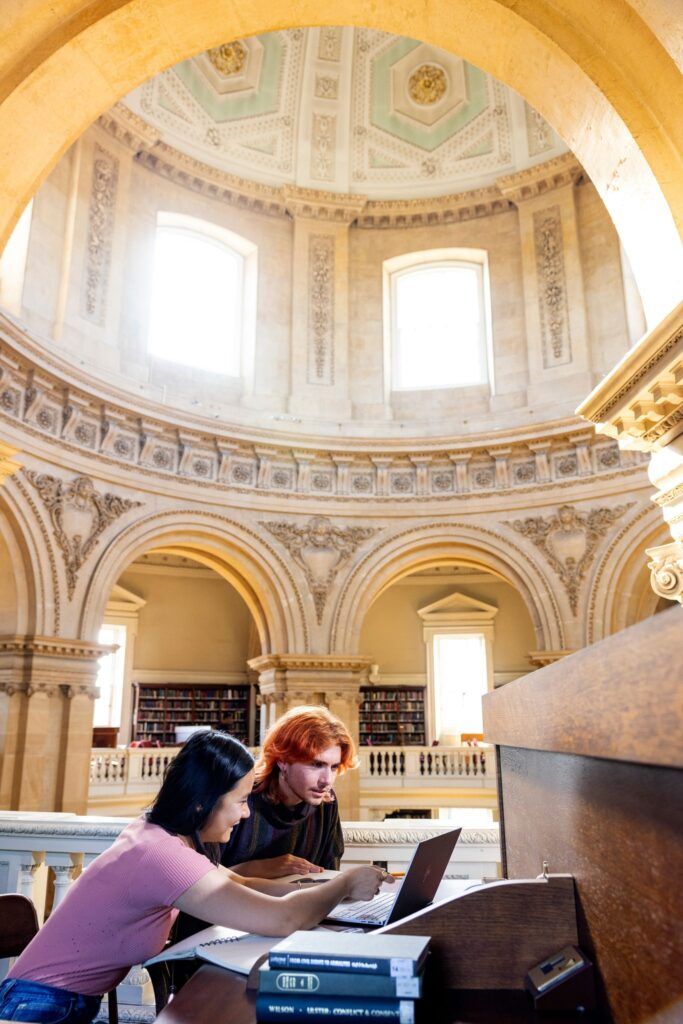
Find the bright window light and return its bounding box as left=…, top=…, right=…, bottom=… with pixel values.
left=148, top=224, right=243, bottom=374
left=433, top=633, right=488, bottom=740
left=0, top=199, right=33, bottom=313
left=390, top=258, right=489, bottom=391
left=438, top=807, right=494, bottom=826
left=94, top=624, right=127, bottom=729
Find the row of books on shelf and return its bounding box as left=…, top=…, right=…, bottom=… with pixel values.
left=362, top=689, right=424, bottom=699
left=137, top=687, right=248, bottom=699
left=145, top=926, right=430, bottom=1023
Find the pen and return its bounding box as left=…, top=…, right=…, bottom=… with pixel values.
left=389, top=871, right=405, bottom=878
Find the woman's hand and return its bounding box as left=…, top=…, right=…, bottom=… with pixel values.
left=344, top=865, right=395, bottom=901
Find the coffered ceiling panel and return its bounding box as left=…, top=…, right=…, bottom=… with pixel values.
left=124, top=26, right=566, bottom=199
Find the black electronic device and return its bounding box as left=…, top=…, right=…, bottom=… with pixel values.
left=524, top=945, right=595, bottom=1012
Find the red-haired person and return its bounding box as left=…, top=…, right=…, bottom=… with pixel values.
left=224, top=705, right=355, bottom=878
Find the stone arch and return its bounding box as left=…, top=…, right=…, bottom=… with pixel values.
left=331, top=522, right=564, bottom=654
left=1, top=2, right=681, bottom=323
left=0, top=476, right=58, bottom=636
left=80, top=510, right=308, bottom=652
left=587, top=504, right=673, bottom=644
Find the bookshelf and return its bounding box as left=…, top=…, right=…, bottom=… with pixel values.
left=359, top=686, right=426, bottom=746
left=133, top=682, right=250, bottom=745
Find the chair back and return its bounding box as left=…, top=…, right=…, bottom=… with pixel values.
left=0, top=894, right=39, bottom=958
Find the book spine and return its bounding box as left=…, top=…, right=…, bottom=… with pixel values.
left=268, top=954, right=417, bottom=977
left=259, top=969, right=421, bottom=999
left=255, top=994, right=415, bottom=1024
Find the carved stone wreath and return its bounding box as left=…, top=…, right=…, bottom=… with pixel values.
left=409, top=64, right=447, bottom=105
left=25, top=472, right=142, bottom=598
left=262, top=515, right=378, bottom=624
left=506, top=503, right=634, bottom=615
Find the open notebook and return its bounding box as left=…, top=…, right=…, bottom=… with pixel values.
left=143, top=925, right=278, bottom=975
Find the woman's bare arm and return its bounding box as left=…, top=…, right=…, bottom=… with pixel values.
left=228, top=855, right=324, bottom=879
left=174, top=864, right=388, bottom=936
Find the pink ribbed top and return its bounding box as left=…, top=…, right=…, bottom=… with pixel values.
left=9, top=816, right=216, bottom=996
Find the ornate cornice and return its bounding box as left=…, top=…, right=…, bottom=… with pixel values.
left=577, top=301, right=683, bottom=451
left=249, top=653, right=375, bottom=673
left=0, top=312, right=650, bottom=505
left=527, top=649, right=574, bottom=668
left=496, top=152, right=583, bottom=204
left=0, top=635, right=115, bottom=660
left=96, top=105, right=581, bottom=230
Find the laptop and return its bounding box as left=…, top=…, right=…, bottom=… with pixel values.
left=325, top=827, right=462, bottom=927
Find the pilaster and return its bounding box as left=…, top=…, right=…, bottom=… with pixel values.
left=248, top=653, right=374, bottom=819
left=498, top=156, right=592, bottom=406
left=0, top=636, right=114, bottom=812
left=284, top=190, right=366, bottom=422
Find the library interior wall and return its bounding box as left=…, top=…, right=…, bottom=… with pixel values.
left=117, top=567, right=254, bottom=674
left=359, top=578, right=535, bottom=680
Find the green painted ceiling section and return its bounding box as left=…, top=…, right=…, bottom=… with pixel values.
left=371, top=38, right=489, bottom=153
left=171, top=34, right=283, bottom=123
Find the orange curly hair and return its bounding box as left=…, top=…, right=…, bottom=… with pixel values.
left=254, top=705, right=358, bottom=797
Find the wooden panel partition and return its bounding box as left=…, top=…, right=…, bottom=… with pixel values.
left=483, top=607, right=683, bottom=1024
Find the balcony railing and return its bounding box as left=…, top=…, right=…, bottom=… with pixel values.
left=359, top=745, right=491, bottom=782
left=89, top=744, right=496, bottom=802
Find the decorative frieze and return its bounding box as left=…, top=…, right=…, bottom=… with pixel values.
left=308, top=235, right=335, bottom=385
left=82, top=145, right=119, bottom=325
left=0, top=313, right=650, bottom=503
left=310, top=114, right=336, bottom=182
left=24, top=471, right=142, bottom=598
left=262, top=516, right=378, bottom=623
left=507, top=503, right=634, bottom=615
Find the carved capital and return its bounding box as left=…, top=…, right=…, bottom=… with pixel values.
left=647, top=541, right=683, bottom=604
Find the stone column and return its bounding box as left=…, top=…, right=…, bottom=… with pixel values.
left=498, top=155, right=592, bottom=407
left=0, top=636, right=113, bottom=812
left=248, top=654, right=373, bottom=819
left=577, top=300, right=683, bottom=603
left=283, top=190, right=366, bottom=422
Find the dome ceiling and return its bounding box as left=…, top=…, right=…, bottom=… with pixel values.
left=124, top=27, right=567, bottom=199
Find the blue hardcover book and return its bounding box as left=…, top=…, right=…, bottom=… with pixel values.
left=256, top=993, right=416, bottom=1023
left=258, top=963, right=422, bottom=999
left=268, top=931, right=429, bottom=977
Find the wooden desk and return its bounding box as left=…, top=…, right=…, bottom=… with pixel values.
left=155, top=964, right=594, bottom=1024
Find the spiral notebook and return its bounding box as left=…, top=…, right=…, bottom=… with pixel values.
left=143, top=925, right=278, bottom=975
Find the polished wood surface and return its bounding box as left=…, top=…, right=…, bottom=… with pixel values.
left=382, top=876, right=577, bottom=990
left=155, top=964, right=595, bottom=1024
left=484, top=609, right=683, bottom=1024
left=482, top=606, right=683, bottom=768
left=499, top=747, right=683, bottom=1024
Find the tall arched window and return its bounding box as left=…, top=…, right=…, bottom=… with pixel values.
left=0, top=199, right=33, bottom=314
left=384, top=249, right=492, bottom=392
left=148, top=213, right=257, bottom=376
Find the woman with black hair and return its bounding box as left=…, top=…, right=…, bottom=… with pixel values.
left=0, top=730, right=386, bottom=1024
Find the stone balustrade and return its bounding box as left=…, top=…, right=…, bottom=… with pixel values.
left=359, top=744, right=492, bottom=783
left=89, top=745, right=496, bottom=805
left=0, top=809, right=499, bottom=1021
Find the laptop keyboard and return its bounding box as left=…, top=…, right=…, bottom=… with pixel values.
left=331, top=891, right=396, bottom=924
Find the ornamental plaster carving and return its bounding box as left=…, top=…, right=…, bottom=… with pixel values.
left=310, top=114, right=336, bottom=181
left=319, top=28, right=342, bottom=62
left=533, top=206, right=571, bottom=366
left=507, top=503, right=634, bottom=615
left=262, top=516, right=378, bottom=623
left=24, top=472, right=142, bottom=598
left=308, top=235, right=335, bottom=384
left=207, top=41, right=247, bottom=77
left=341, top=825, right=499, bottom=846
left=82, top=145, right=119, bottom=325
left=408, top=65, right=447, bottom=105
left=525, top=102, right=554, bottom=156
left=13, top=475, right=61, bottom=634
left=647, top=541, right=683, bottom=604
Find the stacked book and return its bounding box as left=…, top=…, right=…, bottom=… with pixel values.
left=256, top=930, right=430, bottom=1023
